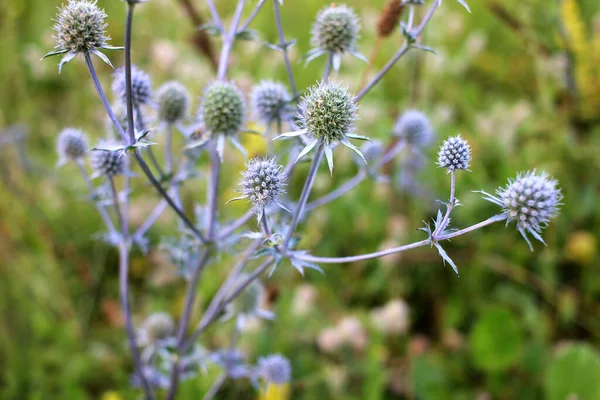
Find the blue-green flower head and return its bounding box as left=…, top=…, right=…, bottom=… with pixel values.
left=394, top=110, right=434, bottom=148
left=156, top=81, right=190, bottom=124
left=199, top=81, right=246, bottom=137
left=299, top=80, right=357, bottom=146
left=258, top=354, right=291, bottom=384
left=481, top=171, right=562, bottom=250
left=57, top=128, right=88, bottom=163
left=90, top=142, right=128, bottom=177
left=437, top=135, right=471, bottom=172
left=112, top=66, right=152, bottom=107
left=251, top=80, right=293, bottom=125
left=53, top=0, right=109, bottom=55
left=311, top=4, right=361, bottom=54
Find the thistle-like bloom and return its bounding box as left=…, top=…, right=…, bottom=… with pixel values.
left=306, top=4, right=366, bottom=69
left=275, top=81, right=367, bottom=174
left=228, top=157, right=289, bottom=221
left=394, top=110, right=434, bottom=148
left=197, top=81, right=247, bottom=161
left=225, top=273, right=274, bottom=331
left=56, top=128, right=88, bottom=165
left=44, top=0, right=123, bottom=72
left=258, top=354, right=291, bottom=385
left=137, top=312, right=175, bottom=347
left=251, top=80, right=294, bottom=125
left=481, top=171, right=562, bottom=250
left=437, top=135, right=471, bottom=172
left=156, top=81, right=190, bottom=124
left=112, top=66, right=152, bottom=107
left=90, top=141, right=128, bottom=177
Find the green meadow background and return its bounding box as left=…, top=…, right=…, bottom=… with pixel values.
left=1, top=0, right=600, bottom=398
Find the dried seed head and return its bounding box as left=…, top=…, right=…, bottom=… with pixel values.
left=112, top=66, right=152, bottom=107
left=199, top=81, right=245, bottom=136
left=140, top=312, right=175, bottom=342
left=239, top=157, right=286, bottom=212
left=437, top=135, right=471, bottom=171
left=156, top=81, right=190, bottom=124
left=90, top=142, right=128, bottom=177
left=299, top=80, right=358, bottom=145
left=53, top=0, right=109, bottom=54
left=57, top=128, right=88, bottom=161
left=393, top=110, right=434, bottom=148
left=258, top=354, right=291, bottom=384
left=377, top=0, right=404, bottom=37
left=484, top=171, right=562, bottom=249
left=311, top=4, right=361, bottom=54
left=251, top=80, right=293, bottom=124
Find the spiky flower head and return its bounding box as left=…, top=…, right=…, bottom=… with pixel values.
left=156, top=81, right=190, bottom=124
left=56, top=128, right=88, bottom=163
left=251, top=80, right=293, bottom=124
left=140, top=312, right=175, bottom=343
left=112, top=66, right=152, bottom=107
left=53, top=0, right=109, bottom=55
left=481, top=171, right=562, bottom=250
left=360, top=139, right=384, bottom=164
left=311, top=4, right=360, bottom=54
left=90, top=142, right=128, bottom=177
left=258, top=354, right=291, bottom=384
left=229, top=157, right=288, bottom=219
left=437, top=135, right=471, bottom=172
left=199, top=81, right=245, bottom=137
left=394, top=110, right=434, bottom=148
left=299, top=81, right=357, bottom=146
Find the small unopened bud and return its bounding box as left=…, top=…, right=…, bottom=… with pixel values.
left=57, top=128, right=88, bottom=162
left=437, top=135, right=471, bottom=172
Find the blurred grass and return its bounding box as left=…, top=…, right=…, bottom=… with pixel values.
left=1, top=0, right=600, bottom=399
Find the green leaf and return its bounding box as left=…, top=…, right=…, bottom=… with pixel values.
left=469, top=307, right=524, bottom=372
left=235, top=29, right=259, bottom=41
left=545, top=344, right=600, bottom=400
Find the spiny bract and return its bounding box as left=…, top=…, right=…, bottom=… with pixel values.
left=394, top=110, right=434, bottom=148
left=199, top=81, right=245, bottom=136
left=299, top=80, right=357, bottom=145
left=251, top=80, right=293, bottom=124
left=239, top=157, right=286, bottom=212
left=90, top=142, right=128, bottom=177
left=56, top=128, right=88, bottom=161
left=112, top=66, right=152, bottom=107
left=156, top=81, right=190, bottom=124
left=482, top=171, right=562, bottom=250
left=437, top=135, right=471, bottom=172
left=311, top=4, right=361, bottom=54
left=53, top=0, right=109, bottom=54
left=258, top=354, right=291, bottom=384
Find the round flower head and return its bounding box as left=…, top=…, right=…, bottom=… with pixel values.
left=56, top=128, right=88, bottom=163
left=360, top=139, right=385, bottom=164
left=53, top=0, right=108, bottom=55
left=199, top=81, right=245, bottom=137
left=112, top=66, right=152, bottom=107
left=437, top=135, right=471, bottom=172
left=229, top=157, right=288, bottom=220
left=311, top=4, right=360, bottom=54
left=258, top=354, right=291, bottom=384
left=139, top=312, right=175, bottom=343
left=156, top=81, right=190, bottom=124
left=251, top=80, right=293, bottom=124
left=90, top=142, right=128, bottom=177
left=481, top=171, right=562, bottom=250
left=394, top=110, right=434, bottom=148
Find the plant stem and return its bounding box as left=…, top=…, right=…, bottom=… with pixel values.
left=273, top=0, right=298, bottom=99
left=203, top=374, right=227, bottom=400
left=206, top=143, right=221, bottom=240
left=282, top=141, right=324, bottom=250
left=238, top=0, right=266, bottom=32
left=304, top=170, right=366, bottom=212
left=216, top=0, right=246, bottom=80
left=109, top=177, right=125, bottom=234
left=293, top=214, right=508, bottom=264
left=124, top=4, right=137, bottom=145
left=76, top=160, right=118, bottom=235
left=206, top=0, right=224, bottom=32
left=165, top=123, right=174, bottom=175
left=432, top=170, right=455, bottom=239
left=322, top=52, right=333, bottom=81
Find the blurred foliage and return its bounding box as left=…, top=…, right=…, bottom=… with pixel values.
left=1, top=0, right=600, bottom=399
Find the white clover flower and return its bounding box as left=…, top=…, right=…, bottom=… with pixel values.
left=481, top=170, right=562, bottom=250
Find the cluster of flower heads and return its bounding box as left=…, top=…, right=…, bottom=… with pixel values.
left=481, top=171, right=562, bottom=250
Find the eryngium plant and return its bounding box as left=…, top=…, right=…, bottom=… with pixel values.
left=46, top=0, right=559, bottom=398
